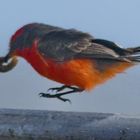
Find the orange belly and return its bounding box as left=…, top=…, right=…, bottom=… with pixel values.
left=14, top=44, right=133, bottom=90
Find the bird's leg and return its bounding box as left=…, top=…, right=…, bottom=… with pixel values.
left=48, top=85, right=77, bottom=92
left=48, top=85, right=68, bottom=92
left=39, top=86, right=83, bottom=103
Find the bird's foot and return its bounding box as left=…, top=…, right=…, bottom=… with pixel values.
left=47, top=85, right=79, bottom=93
left=39, top=92, right=71, bottom=103
left=39, top=85, right=83, bottom=103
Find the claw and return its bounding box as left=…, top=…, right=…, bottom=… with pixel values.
left=39, top=93, right=49, bottom=97
left=39, top=85, right=83, bottom=103
left=39, top=93, right=71, bottom=103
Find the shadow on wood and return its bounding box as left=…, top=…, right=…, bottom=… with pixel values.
left=0, top=109, right=140, bottom=140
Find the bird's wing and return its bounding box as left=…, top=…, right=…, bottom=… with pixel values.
left=76, top=39, right=130, bottom=61
left=38, top=29, right=129, bottom=62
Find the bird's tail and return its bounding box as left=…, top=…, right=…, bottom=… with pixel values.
left=124, top=46, right=140, bottom=63
left=0, top=53, right=18, bottom=72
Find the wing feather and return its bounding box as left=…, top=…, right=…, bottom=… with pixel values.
left=38, top=29, right=128, bottom=62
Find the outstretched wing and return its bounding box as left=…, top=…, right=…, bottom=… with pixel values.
left=38, top=29, right=129, bottom=62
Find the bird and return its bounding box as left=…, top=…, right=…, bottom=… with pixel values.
left=0, top=23, right=140, bottom=102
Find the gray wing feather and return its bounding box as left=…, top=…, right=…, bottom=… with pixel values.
left=38, top=29, right=126, bottom=62
left=38, top=29, right=93, bottom=61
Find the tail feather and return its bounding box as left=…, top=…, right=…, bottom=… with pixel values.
left=125, top=46, right=140, bottom=63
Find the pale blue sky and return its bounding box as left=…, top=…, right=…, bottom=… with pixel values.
left=0, top=0, right=140, bottom=114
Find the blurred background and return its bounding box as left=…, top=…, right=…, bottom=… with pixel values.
left=0, top=0, right=140, bottom=115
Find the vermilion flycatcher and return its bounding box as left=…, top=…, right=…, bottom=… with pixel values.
left=0, top=23, right=140, bottom=102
